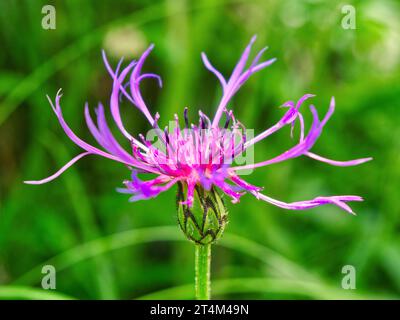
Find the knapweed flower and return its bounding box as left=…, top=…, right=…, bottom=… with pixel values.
left=25, top=36, right=371, bottom=244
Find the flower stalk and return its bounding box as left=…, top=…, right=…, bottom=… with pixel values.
left=195, top=243, right=211, bottom=300
left=177, top=183, right=227, bottom=300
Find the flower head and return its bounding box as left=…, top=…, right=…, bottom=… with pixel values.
left=25, top=36, right=372, bottom=217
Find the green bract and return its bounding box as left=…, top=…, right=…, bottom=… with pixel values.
left=176, top=182, right=228, bottom=245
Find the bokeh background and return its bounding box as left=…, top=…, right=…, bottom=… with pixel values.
left=0, top=0, right=399, bottom=300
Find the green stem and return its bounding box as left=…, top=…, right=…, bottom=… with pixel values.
left=194, top=244, right=211, bottom=300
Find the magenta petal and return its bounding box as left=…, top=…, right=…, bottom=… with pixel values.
left=235, top=105, right=323, bottom=171
left=49, top=91, right=132, bottom=164
left=229, top=174, right=262, bottom=192
left=94, top=103, right=137, bottom=163
left=109, top=60, right=144, bottom=147
left=84, top=102, right=105, bottom=145
left=228, top=35, right=257, bottom=85
left=85, top=102, right=160, bottom=173
left=251, top=191, right=362, bottom=215
left=201, top=52, right=227, bottom=90
left=129, top=44, right=157, bottom=125
left=244, top=94, right=312, bottom=150
left=235, top=57, right=277, bottom=90
left=211, top=36, right=276, bottom=127
left=179, top=181, right=196, bottom=207
left=118, top=171, right=177, bottom=201
left=296, top=94, right=315, bottom=109
left=137, top=73, right=163, bottom=88
left=24, top=152, right=92, bottom=184
left=305, top=152, right=373, bottom=166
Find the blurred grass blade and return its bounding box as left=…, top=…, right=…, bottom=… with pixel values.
left=137, top=277, right=393, bottom=300
left=14, top=226, right=184, bottom=285
left=0, top=286, right=75, bottom=300
left=15, top=225, right=395, bottom=300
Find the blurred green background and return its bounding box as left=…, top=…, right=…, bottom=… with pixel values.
left=0, top=0, right=399, bottom=300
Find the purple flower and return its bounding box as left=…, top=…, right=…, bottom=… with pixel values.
left=25, top=36, right=372, bottom=215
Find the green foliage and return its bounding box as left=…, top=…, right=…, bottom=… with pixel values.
left=0, top=0, right=399, bottom=299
